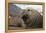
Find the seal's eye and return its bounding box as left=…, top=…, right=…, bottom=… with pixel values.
left=28, top=9, right=30, bottom=11
left=28, top=9, right=32, bottom=11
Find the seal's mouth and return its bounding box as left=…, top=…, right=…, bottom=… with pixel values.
left=22, top=14, right=29, bottom=22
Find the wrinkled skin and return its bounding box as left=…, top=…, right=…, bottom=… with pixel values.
left=8, top=9, right=43, bottom=29
left=22, top=13, right=43, bottom=28
left=21, top=10, right=43, bottom=28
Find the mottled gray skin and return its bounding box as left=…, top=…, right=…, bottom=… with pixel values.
left=8, top=9, right=43, bottom=29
